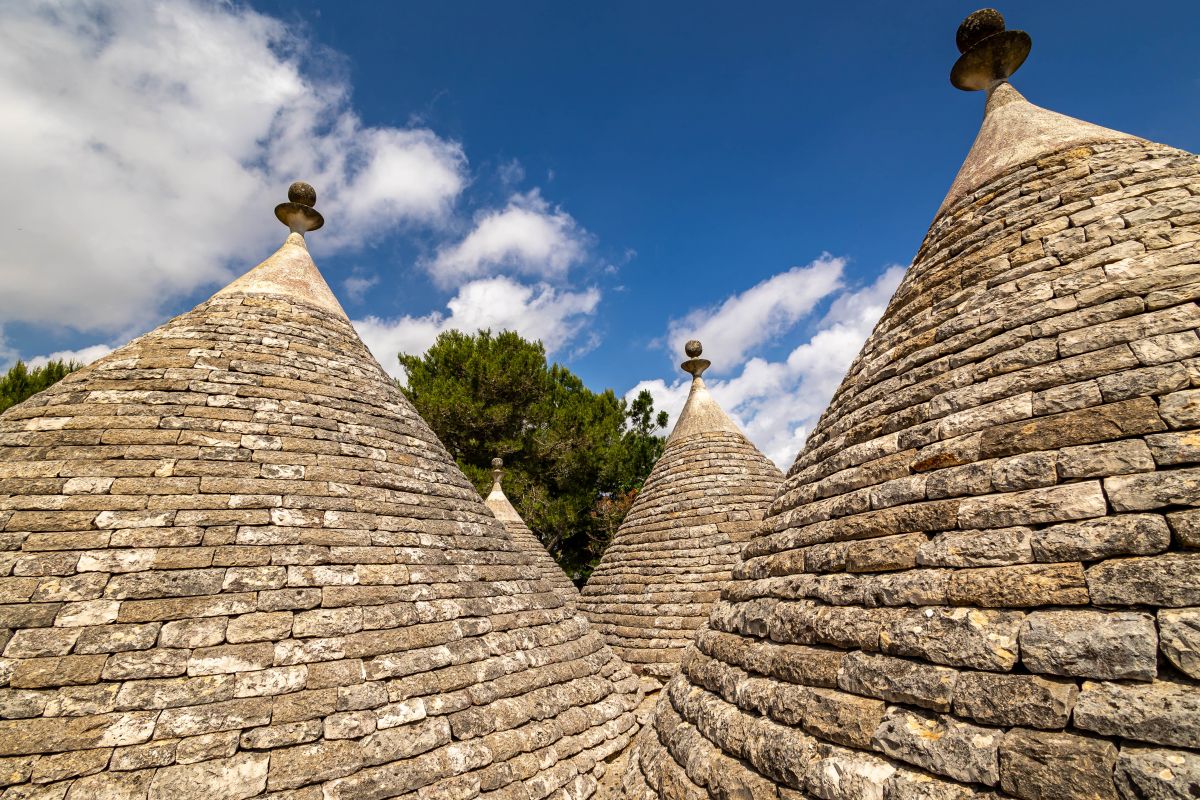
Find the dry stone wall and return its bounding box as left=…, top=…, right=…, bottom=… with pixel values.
left=485, top=482, right=579, bottom=607
left=632, top=138, right=1200, bottom=800
left=0, top=281, right=640, bottom=799
left=580, top=431, right=781, bottom=688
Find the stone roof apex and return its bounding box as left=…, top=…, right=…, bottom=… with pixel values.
left=212, top=182, right=348, bottom=319
left=667, top=340, right=746, bottom=445
left=938, top=10, right=1139, bottom=216
left=484, top=457, right=523, bottom=524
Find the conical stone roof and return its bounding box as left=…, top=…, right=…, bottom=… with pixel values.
left=632, top=11, right=1200, bottom=800
left=578, top=342, right=782, bottom=691
left=484, top=458, right=579, bottom=604
left=0, top=184, right=640, bottom=799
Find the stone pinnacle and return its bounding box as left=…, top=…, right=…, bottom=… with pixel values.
left=274, top=180, right=325, bottom=234
left=950, top=8, right=1031, bottom=91
left=681, top=340, right=711, bottom=378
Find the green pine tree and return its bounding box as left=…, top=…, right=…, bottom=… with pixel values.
left=398, top=329, right=667, bottom=579
left=0, top=359, right=82, bottom=414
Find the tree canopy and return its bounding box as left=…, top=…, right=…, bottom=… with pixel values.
left=398, top=329, right=668, bottom=579
left=0, top=359, right=81, bottom=414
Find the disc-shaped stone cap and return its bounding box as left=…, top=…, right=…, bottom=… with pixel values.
left=274, top=181, right=325, bottom=232
left=950, top=9, right=1031, bottom=91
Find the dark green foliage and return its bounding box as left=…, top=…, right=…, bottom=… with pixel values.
left=398, top=330, right=667, bottom=579
left=0, top=360, right=81, bottom=414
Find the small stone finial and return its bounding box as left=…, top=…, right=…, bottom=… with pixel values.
left=274, top=181, right=325, bottom=234
left=491, top=457, right=504, bottom=484
left=950, top=8, right=1031, bottom=92
left=681, top=340, right=711, bottom=378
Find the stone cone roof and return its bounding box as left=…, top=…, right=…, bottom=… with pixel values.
left=484, top=463, right=579, bottom=604
left=0, top=210, right=641, bottom=798
left=578, top=350, right=782, bottom=691
left=631, top=22, right=1200, bottom=800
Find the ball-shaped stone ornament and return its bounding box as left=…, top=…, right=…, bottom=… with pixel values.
left=288, top=181, right=318, bottom=207
left=956, top=8, right=1005, bottom=54
left=685, top=340, right=703, bottom=358
left=491, top=457, right=503, bottom=469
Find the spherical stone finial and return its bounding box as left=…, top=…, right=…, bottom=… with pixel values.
left=275, top=181, right=324, bottom=234
left=956, top=8, right=1005, bottom=54
left=685, top=340, right=703, bottom=358
left=491, top=457, right=503, bottom=470
left=288, top=181, right=317, bottom=207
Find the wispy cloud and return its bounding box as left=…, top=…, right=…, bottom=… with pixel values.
left=355, top=276, right=601, bottom=379
left=665, top=255, right=846, bottom=374
left=342, top=273, right=380, bottom=304
left=630, top=263, right=904, bottom=467
left=426, top=190, right=589, bottom=289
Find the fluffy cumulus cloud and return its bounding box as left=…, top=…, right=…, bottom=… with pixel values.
left=0, top=0, right=467, bottom=340
left=427, top=190, right=588, bottom=289
left=629, top=263, right=905, bottom=468
left=666, top=255, right=846, bottom=372
left=354, top=277, right=601, bottom=379
left=27, top=344, right=114, bottom=369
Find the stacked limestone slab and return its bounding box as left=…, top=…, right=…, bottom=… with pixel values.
left=0, top=190, right=640, bottom=799
left=632, top=13, right=1200, bottom=800
left=484, top=459, right=579, bottom=605
left=579, top=344, right=782, bottom=690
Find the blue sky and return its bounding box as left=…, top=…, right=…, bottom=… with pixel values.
left=0, top=0, right=1196, bottom=464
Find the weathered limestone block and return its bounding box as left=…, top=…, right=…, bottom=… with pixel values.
left=945, top=563, right=1089, bottom=607
left=882, top=607, right=1022, bottom=672
left=863, top=570, right=951, bottom=608
left=871, top=706, right=1002, bottom=786
left=1105, top=468, right=1200, bottom=512
left=957, top=483, right=1107, bottom=529
left=917, top=528, right=1032, bottom=568
left=1086, top=553, right=1200, bottom=607
left=147, top=752, right=269, bottom=800
left=951, top=671, right=1076, bottom=729
left=1157, top=608, right=1200, bottom=679
left=1031, top=514, right=1171, bottom=562
left=1167, top=510, right=1200, bottom=547
left=885, top=766, right=994, bottom=800
left=0, top=711, right=158, bottom=756
left=1056, top=440, right=1155, bottom=479
left=802, top=687, right=888, bottom=749
left=807, top=741, right=898, bottom=800
left=838, top=651, right=958, bottom=712
left=1074, top=679, right=1200, bottom=748
left=1146, top=432, right=1200, bottom=467
left=1114, top=746, right=1200, bottom=800
left=998, top=728, right=1118, bottom=800
left=1019, top=609, right=1157, bottom=680
left=1158, top=389, right=1200, bottom=428
left=846, top=534, right=927, bottom=573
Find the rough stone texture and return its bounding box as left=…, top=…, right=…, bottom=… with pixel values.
left=579, top=371, right=781, bottom=691
left=997, top=728, right=1118, bottom=800
left=1018, top=609, right=1158, bottom=680
left=484, top=470, right=578, bottom=607
left=0, top=232, right=640, bottom=799
left=633, top=68, right=1200, bottom=800
left=1115, top=746, right=1200, bottom=800
left=1158, top=608, right=1200, bottom=679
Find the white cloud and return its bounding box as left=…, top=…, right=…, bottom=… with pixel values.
left=629, top=264, right=905, bottom=468
left=342, top=273, right=380, bottom=304
left=427, top=190, right=587, bottom=288
left=0, top=0, right=466, bottom=340
left=666, top=255, right=845, bottom=372
left=355, top=276, right=601, bottom=378
left=27, top=344, right=114, bottom=369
